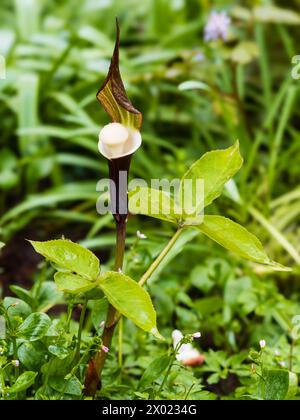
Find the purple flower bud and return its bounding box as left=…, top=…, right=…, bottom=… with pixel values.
left=204, top=11, right=231, bottom=42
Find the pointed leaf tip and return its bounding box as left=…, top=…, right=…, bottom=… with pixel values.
left=179, top=141, right=243, bottom=216
left=97, top=19, right=142, bottom=130
left=151, top=327, right=165, bottom=341
left=196, top=215, right=289, bottom=270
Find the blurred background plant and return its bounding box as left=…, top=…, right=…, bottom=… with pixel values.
left=0, top=0, right=300, bottom=400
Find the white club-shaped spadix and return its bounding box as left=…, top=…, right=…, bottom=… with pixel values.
left=98, top=122, right=142, bottom=159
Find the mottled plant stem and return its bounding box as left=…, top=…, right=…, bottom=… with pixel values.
left=84, top=218, right=126, bottom=397
left=84, top=225, right=183, bottom=396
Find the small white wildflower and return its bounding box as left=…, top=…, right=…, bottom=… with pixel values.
left=204, top=11, right=231, bottom=42
left=118, top=268, right=123, bottom=274
left=99, top=321, right=105, bottom=329
left=172, top=330, right=204, bottom=367
left=259, top=340, right=266, bottom=349
left=137, top=230, right=147, bottom=240
left=279, top=361, right=286, bottom=368
left=274, top=350, right=280, bottom=357
left=192, top=332, right=201, bottom=339
left=12, top=359, right=19, bottom=367
left=101, top=345, right=109, bottom=353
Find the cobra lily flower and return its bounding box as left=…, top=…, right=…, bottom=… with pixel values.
left=85, top=21, right=142, bottom=397
left=97, top=20, right=142, bottom=220
left=97, top=20, right=142, bottom=160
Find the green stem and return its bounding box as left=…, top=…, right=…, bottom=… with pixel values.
left=75, top=298, right=87, bottom=363
left=33, top=262, right=47, bottom=309
left=255, top=23, right=271, bottom=110
left=11, top=336, right=19, bottom=399
left=157, top=341, right=181, bottom=397
left=41, top=357, right=54, bottom=395
left=268, top=86, right=297, bottom=197
left=289, top=339, right=295, bottom=371
left=118, top=316, right=123, bottom=368
left=184, top=383, right=195, bottom=400
left=66, top=303, right=73, bottom=333
left=5, top=311, right=19, bottom=393
left=157, top=359, right=173, bottom=397
left=139, top=228, right=183, bottom=287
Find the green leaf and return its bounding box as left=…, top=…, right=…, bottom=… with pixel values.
left=231, top=41, right=259, bottom=65
left=9, top=285, right=33, bottom=306
left=9, top=371, right=38, bottom=394
left=17, top=312, right=51, bottom=341
left=48, top=345, right=70, bottom=360
left=194, top=296, right=223, bottom=316
left=139, top=355, right=171, bottom=389
left=129, top=187, right=180, bottom=223
left=98, top=271, right=162, bottom=339
left=54, top=272, right=96, bottom=295
left=3, top=297, right=31, bottom=326
left=41, top=350, right=75, bottom=377
left=286, top=372, right=298, bottom=399
left=179, top=142, right=243, bottom=216
left=196, top=215, right=289, bottom=269
left=84, top=286, right=104, bottom=300
left=97, top=20, right=142, bottom=130
left=34, top=281, right=64, bottom=312
left=0, top=149, right=18, bottom=190
left=91, top=298, right=109, bottom=331
left=261, top=369, right=297, bottom=400
left=49, top=376, right=82, bottom=396
left=18, top=342, right=47, bottom=371
left=178, top=80, right=210, bottom=92
left=30, top=239, right=100, bottom=280
left=254, top=6, right=300, bottom=24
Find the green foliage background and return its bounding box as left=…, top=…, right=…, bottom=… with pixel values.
left=0, top=0, right=300, bottom=400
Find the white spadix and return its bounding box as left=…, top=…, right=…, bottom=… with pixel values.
left=98, top=122, right=142, bottom=159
